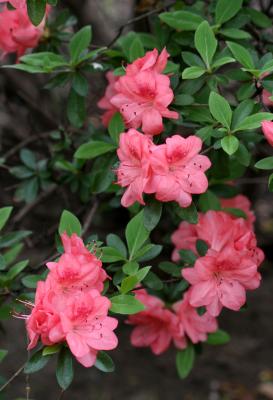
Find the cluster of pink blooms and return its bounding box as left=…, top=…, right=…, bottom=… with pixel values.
left=25, top=233, right=118, bottom=368
left=127, top=289, right=217, bottom=355
left=172, top=196, right=264, bottom=317
left=127, top=195, right=264, bottom=355
left=98, top=49, right=211, bottom=208
left=117, top=129, right=211, bottom=208
left=0, top=0, right=47, bottom=58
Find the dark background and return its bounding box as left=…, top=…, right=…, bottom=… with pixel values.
left=1, top=1, right=273, bottom=399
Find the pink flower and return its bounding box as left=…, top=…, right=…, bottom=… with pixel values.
left=171, top=221, right=198, bottom=262
left=172, top=210, right=263, bottom=266
left=173, top=291, right=218, bottom=343
left=97, top=71, right=120, bottom=127
left=220, top=194, right=255, bottom=228
left=127, top=289, right=185, bottom=354
left=110, top=48, right=179, bottom=135
left=26, top=280, right=60, bottom=350
left=183, top=247, right=261, bottom=316
left=116, top=129, right=153, bottom=207
left=46, top=233, right=107, bottom=295
left=261, top=120, right=273, bottom=147
left=148, top=135, right=211, bottom=207
left=0, top=5, right=46, bottom=58
left=49, top=290, right=118, bottom=367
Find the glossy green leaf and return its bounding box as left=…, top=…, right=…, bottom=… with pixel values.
left=58, top=210, right=82, bottom=236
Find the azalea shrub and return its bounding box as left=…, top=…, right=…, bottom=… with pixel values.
left=1, top=0, right=273, bottom=396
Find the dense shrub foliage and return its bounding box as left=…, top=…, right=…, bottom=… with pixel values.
left=1, top=0, right=273, bottom=395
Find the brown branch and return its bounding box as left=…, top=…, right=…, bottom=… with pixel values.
left=0, top=362, right=26, bottom=392
left=3, top=131, right=53, bottom=161
left=107, top=0, right=176, bottom=48
left=82, top=198, right=99, bottom=237
left=13, top=184, right=57, bottom=224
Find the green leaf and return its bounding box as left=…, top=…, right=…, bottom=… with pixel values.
left=182, top=66, right=206, bottom=79
left=58, top=210, right=82, bottom=236
left=143, top=271, right=163, bottom=290
left=108, top=112, right=125, bottom=144
left=159, top=11, right=203, bottom=31
left=22, top=274, right=43, bottom=288
left=173, top=202, right=198, bottom=224
left=125, top=211, right=149, bottom=259
left=122, top=261, right=139, bottom=275
left=159, top=261, right=182, bottom=277
left=106, top=234, right=127, bottom=258
left=74, top=140, right=116, bottom=159
left=0, top=349, right=8, bottom=363
left=69, top=26, right=92, bottom=63
left=212, top=56, right=235, bottom=69
left=221, top=135, right=239, bottom=155
left=0, top=207, right=13, bottom=231
left=215, top=0, right=243, bottom=25
left=207, top=329, right=231, bottom=345
left=137, top=244, right=162, bottom=262
left=176, top=344, right=195, bottom=379
left=209, top=91, right=232, bottom=129
left=120, top=275, right=139, bottom=294
left=220, top=28, right=250, bottom=40
left=198, top=190, right=221, bottom=212
left=246, top=7, right=272, bottom=28
left=231, top=99, right=254, bottom=129
left=129, top=37, right=145, bottom=62
left=24, top=350, right=50, bottom=374
left=6, top=260, right=29, bottom=281
left=67, top=89, right=86, bottom=128
left=222, top=207, right=247, bottom=219
left=255, top=156, right=273, bottom=170
left=268, top=173, right=273, bottom=192
left=26, top=0, right=46, bottom=26
left=234, top=112, right=273, bottom=131
left=196, top=239, right=209, bottom=256
left=110, top=294, right=145, bottom=314
left=42, top=344, right=62, bottom=356
left=95, top=351, right=115, bottom=373
left=72, top=73, right=89, bottom=97
left=227, top=41, right=254, bottom=69
left=179, top=249, right=197, bottom=265
left=194, top=21, right=217, bottom=69
left=143, top=201, right=162, bottom=231
left=56, top=348, right=74, bottom=390
left=0, top=230, right=31, bottom=249
left=101, top=246, right=125, bottom=263
left=20, top=149, right=36, bottom=169
left=234, top=143, right=251, bottom=167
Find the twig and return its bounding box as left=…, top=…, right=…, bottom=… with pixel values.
left=3, top=131, right=53, bottom=161
left=58, top=389, right=65, bottom=400
left=82, top=198, right=99, bottom=237
left=13, top=184, right=57, bottom=224
left=107, top=0, right=176, bottom=48
left=201, top=146, right=214, bottom=155
left=0, top=362, right=26, bottom=392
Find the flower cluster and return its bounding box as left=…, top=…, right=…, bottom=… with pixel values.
left=98, top=49, right=179, bottom=135
left=172, top=204, right=264, bottom=317
left=117, top=129, right=211, bottom=208
left=26, top=233, right=118, bottom=367
left=127, top=289, right=217, bottom=355
left=0, top=3, right=47, bottom=58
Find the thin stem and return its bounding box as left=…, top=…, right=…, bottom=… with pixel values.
left=82, top=198, right=99, bottom=237
left=58, top=389, right=65, bottom=400
left=0, top=363, right=26, bottom=392
left=107, top=0, right=176, bottom=48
